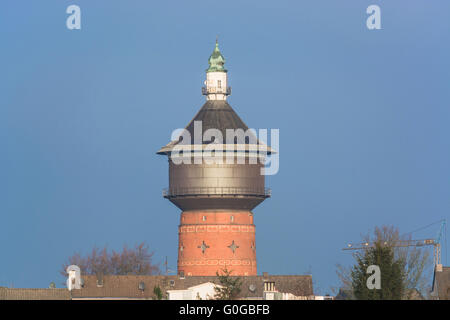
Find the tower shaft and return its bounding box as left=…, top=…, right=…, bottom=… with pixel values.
left=178, top=210, right=256, bottom=276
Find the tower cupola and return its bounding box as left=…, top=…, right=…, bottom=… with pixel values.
left=207, top=41, right=227, bottom=73
left=202, top=40, right=231, bottom=101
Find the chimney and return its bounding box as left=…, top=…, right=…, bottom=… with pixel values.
left=66, top=265, right=81, bottom=291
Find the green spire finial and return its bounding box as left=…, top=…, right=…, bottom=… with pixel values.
left=207, top=38, right=227, bottom=73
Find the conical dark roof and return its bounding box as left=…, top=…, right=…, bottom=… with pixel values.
left=184, top=100, right=249, bottom=138
left=157, top=100, right=274, bottom=154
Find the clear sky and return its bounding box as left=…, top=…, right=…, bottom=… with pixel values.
left=1, top=1, right=449, bottom=293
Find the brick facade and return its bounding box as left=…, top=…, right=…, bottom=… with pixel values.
left=178, top=210, right=257, bottom=276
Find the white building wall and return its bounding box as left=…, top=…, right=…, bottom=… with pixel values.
left=167, top=282, right=220, bottom=300
left=205, top=72, right=228, bottom=100
left=167, top=290, right=192, bottom=300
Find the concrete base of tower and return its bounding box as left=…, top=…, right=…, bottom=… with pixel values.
left=177, top=210, right=257, bottom=276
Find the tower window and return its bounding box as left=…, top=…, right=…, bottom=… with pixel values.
left=218, top=80, right=222, bottom=88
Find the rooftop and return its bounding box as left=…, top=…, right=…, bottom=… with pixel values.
left=432, top=266, right=450, bottom=300
left=0, top=287, right=71, bottom=300
left=69, top=274, right=313, bottom=300
left=157, top=100, right=274, bottom=155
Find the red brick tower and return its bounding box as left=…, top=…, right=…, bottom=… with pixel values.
left=157, top=41, right=272, bottom=276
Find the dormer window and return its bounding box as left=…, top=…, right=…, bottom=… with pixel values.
left=264, top=281, right=275, bottom=292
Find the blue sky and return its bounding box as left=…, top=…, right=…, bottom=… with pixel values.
left=1, top=1, right=449, bottom=293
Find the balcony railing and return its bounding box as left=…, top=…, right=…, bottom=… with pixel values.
left=201, top=86, right=232, bottom=95
left=163, top=186, right=271, bottom=198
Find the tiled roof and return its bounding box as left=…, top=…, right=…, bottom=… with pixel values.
left=70, top=274, right=313, bottom=299
left=71, top=275, right=165, bottom=299
left=0, top=274, right=313, bottom=300
left=433, top=267, right=450, bottom=300
left=0, top=288, right=70, bottom=300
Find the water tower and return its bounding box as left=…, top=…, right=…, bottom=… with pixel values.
left=157, top=41, right=272, bottom=276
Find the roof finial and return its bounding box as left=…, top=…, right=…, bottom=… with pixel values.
left=207, top=37, right=226, bottom=73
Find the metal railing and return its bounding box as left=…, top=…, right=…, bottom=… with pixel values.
left=201, top=86, right=232, bottom=95
left=163, top=186, right=271, bottom=198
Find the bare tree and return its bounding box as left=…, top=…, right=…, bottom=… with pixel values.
left=333, top=263, right=354, bottom=299
left=60, top=242, right=160, bottom=278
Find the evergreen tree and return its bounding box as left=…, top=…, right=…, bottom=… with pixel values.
left=153, top=285, right=163, bottom=300
left=336, top=225, right=432, bottom=299
left=351, top=241, right=405, bottom=300
left=213, top=268, right=243, bottom=300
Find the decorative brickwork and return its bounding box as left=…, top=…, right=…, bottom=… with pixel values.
left=178, top=211, right=257, bottom=276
